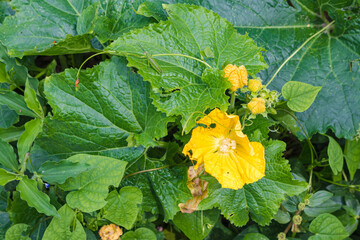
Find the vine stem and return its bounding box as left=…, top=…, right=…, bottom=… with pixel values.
left=151, top=53, right=212, bottom=68
left=276, top=108, right=317, bottom=191
left=76, top=52, right=107, bottom=80
left=265, top=21, right=335, bottom=88
left=122, top=164, right=175, bottom=180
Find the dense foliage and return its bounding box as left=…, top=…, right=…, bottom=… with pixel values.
left=0, top=0, right=359, bottom=239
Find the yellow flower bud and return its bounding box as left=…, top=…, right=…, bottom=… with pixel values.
left=248, top=79, right=262, bottom=92
left=223, top=64, right=248, bottom=91
left=247, top=98, right=266, bottom=114
left=99, top=224, right=123, bottom=240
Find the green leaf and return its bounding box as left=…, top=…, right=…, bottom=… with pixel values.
left=243, top=233, right=269, bottom=240
left=38, top=160, right=92, bottom=185
left=309, top=213, right=349, bottom=240
left=0, top=43, right=36, bottom=87
left=24, top=79, right=43, bottom=118
left=0, top=0, right=152, bottom=57
left=103, top=187, right=143, bottom=230
left=308, top=191, right=333, bottom=207
left=58, top=154, right=127, bottom=212
left=5, top=224, right=30, bottom=240
left=227, top=0, right=360, bottom=139
left=107, top=4, right=267, bottom=132
left=7, top=192, right=42, bottom=226
left=122, top=151, right=192, bottom=221
left=198, top=139, right=308, bottom=226
left=0, top=138, right=18, bottom=172
left=0, top=90, right=36, bottom=118
left=304, top=199, right=341, bottom=217
left=32, top=57, right=171, bottom=168
left=42, top=204, right=86, bottom=240
left=173, top=209, right=220, bottom=240
left=17, top=118, right=43, bottom=165
left=16, top=176, right=59, bottom=218
left=282, top=81, right=322, bottom=112
left=93, top=0, right=153, bottom=42
left=344, top=139, right=360, bottom=180
left=122, top=228, right=156, bottom=240
left=76, top=2, right=98, bottom=35
left=0, top=105, right=18, bottom=129
left=327, top=136, right=344, bottom=175
left=273, top=208, right=291, bottom=224
left=0, top=126, right=24, bottom=143
left=0, top=169, right=17, bottom=186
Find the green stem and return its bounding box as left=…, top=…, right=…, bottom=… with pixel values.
left=151, top=53, right=212, bottom=68
left=228, top=92, right=236, bottom=113
left=122, top=164, right=177, bottom=180
left=314, top=172, right=360, bottom=191
left=266, top=21, right=334, bottom=88
left=34, top=69, right=47, bottom=79
left=276, top=108, right=317, bottom=191
left=76, top=52, right=107, bottom=80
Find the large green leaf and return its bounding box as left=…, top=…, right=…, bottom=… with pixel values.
left=122, top=144, right=192, bottom=221
left=309, top=213, right=349, bottom=240
left=0, top=0, right=152, bottom=57
left=38, top=159, right=91, bottom=185
left=173, top=209, right=220, bottom=240
left=197, top=139, right=308, bottom=227
left=5, top=224, right=30, bottom=240
left=107, top=4, right=267, bottom=132
left=16, top=176, right=59, bottom=218
left=58, top=154, right=127, bottom=212
left=42, top=204, right=86, bottom=240
left=103, top=186, right=143, bottom=229
left=32, top=57, right=173, bottom=168
left=0, top=138, right=18, bottom=172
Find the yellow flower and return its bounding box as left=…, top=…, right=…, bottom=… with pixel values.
left=223, top=64, right=248, bottom=91
left=183, top=108, right=265, bottom=190
left=248, top=98, right=266, bottom=114
left=99, top=224, right=123, bottom=240
left=248, top=79, right=262, bottom=92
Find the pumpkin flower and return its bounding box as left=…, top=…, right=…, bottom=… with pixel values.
left=248, top=79, right=262, bottom=92
left=99, top=224, right=123, bottom=240
left=183, top=108, right=265, bottom=190
left=223, top=64, right=248, bottom=92
left=247, top=97, right=266, bottom=114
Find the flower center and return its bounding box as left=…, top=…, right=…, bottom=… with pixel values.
left=219, top=138, right=236, bottom=153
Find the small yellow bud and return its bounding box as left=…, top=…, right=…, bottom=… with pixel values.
left=293, top=215, right=302, bottom=225
left=247, top=98, right=266, bottom=114
left=304, top=199, right=310, bottom=206
left=223, top=64, right=248, bottom=91
left=99, top=224, right=123, bottom=240
left=298, top=202, right=306, bottom=211
left=248, top=79, right=262, bottom=92
left=277, top=232, right=286, bottom=240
